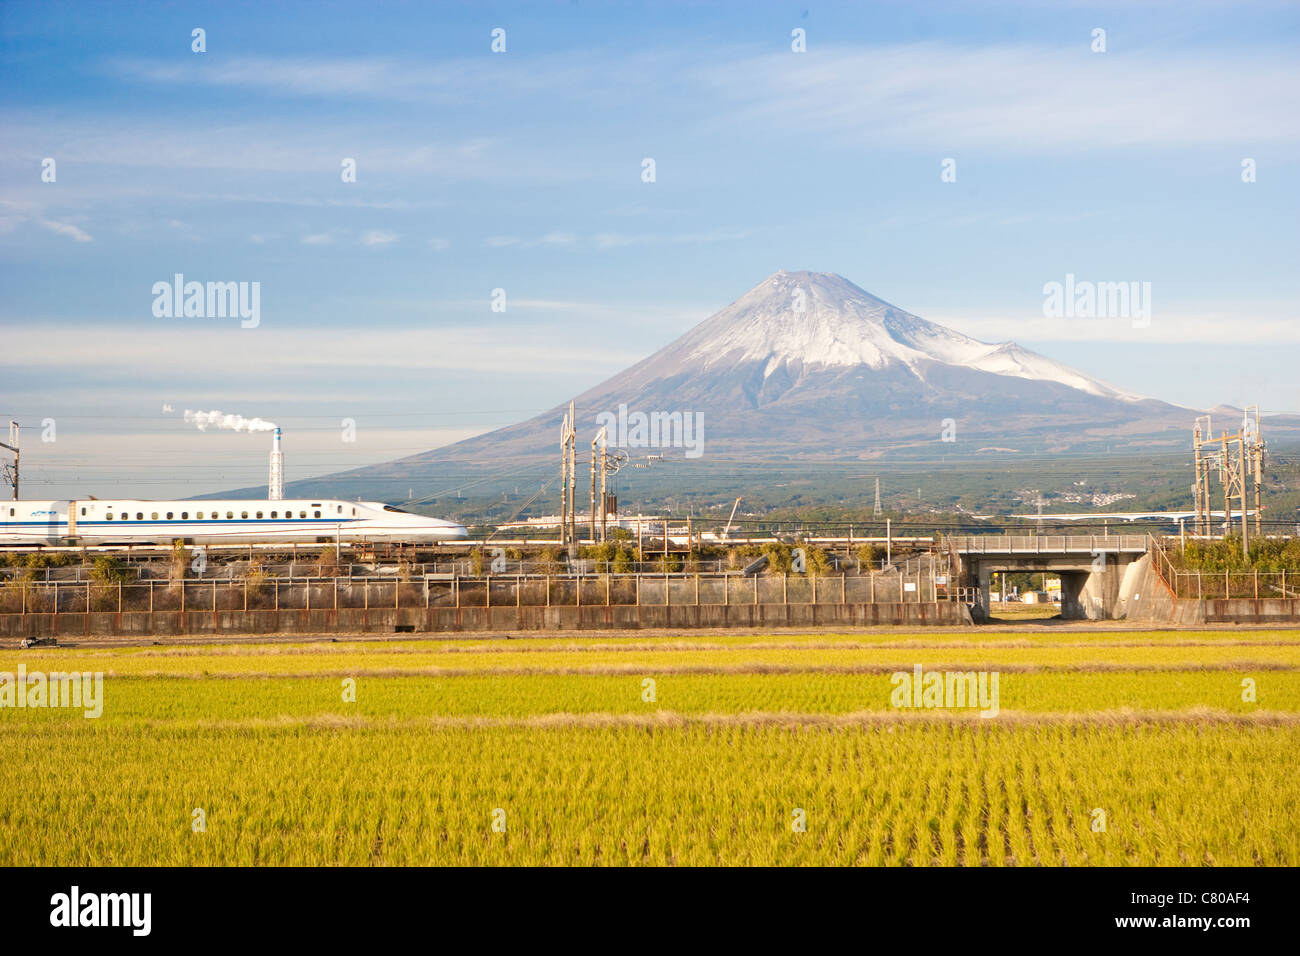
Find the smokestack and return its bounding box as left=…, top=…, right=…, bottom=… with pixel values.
left=268, top=427, right=283, bottom=500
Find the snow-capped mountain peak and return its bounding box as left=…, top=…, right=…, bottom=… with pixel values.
left=674, top=270, right=1143, bottom=402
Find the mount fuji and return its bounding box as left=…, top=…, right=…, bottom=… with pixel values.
left=271, top=270, right=1205, bottom=499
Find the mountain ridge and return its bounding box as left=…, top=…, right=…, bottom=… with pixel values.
left=240, top=270, right=1281, bottom=502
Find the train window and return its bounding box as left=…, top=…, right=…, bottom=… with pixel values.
left=106, top=514, right=113, bottom=521
left=300, top=511, right=307, bottom=518
left=182, top=512, right=189, bottom=520
left=151, top=512, right=159, bottom=520
left=136, top=513, right=143, bottom=520
left=270, top=511, right=278, bottom=519
left=314, top=510, right=321, bottom=518
left=256, top=511, right=263, bottom=519
left=226, top=511, right=234, bottom=520
left=351, top=508, right=356, bottom=516
left=382, top=505, right=411, bottom=513
left=81, top=507, right=86, bottom=516
left=337, top=505, right=342, bottom=514
left=166, top=512, right=174, bottom=520
left=241, top=511, right=249, bottom=519
left=196, top=512, right=203, bottom=520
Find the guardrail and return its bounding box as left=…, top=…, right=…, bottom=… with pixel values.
left=945, top=534, right=1148, bottom=553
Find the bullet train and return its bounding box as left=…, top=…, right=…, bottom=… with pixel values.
left=0, top=499, right=468, bottom=546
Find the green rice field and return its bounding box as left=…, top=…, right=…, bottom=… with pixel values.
left=1, top=629, right=1296, bottom=866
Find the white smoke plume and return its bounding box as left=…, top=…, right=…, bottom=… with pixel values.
left=184, top=409, right=278, bottom=433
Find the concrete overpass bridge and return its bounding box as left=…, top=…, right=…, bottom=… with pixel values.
left=945, top=534, right=1151, bottom=621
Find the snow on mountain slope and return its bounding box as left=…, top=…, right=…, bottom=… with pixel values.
left=676, top=270, right=1144, bottom=402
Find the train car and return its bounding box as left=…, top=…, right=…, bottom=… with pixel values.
left=0, top=499, right=468, bottom=546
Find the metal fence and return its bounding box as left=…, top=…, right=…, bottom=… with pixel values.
left=1164, top=569, right=1297, bottom=601
left=1146, top=535, right=1298, bottom=600
left=0, top=569, right=954, bottom=615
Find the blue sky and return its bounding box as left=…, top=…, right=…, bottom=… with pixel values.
left=2, top=0, right=1298, bottom=499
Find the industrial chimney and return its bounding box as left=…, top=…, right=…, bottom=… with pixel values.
left=268, top=427, right=283, bottom=500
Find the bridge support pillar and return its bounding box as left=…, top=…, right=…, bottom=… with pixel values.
left=973, top=564, right=993, bottom=622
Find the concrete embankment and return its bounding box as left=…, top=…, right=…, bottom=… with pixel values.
left=1119, top=554, right=1300, bottom=625
left=1, top=600, right=973, bottom=641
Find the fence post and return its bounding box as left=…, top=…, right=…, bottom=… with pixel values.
left=1254, top=569, right=1259, bottom=600
left=337, top=579, right=341, bottom=611
left=842, top=573, right=846, bottom=603
left=1225, top=569, right=1229, bottom=600
left=695, top=574, right=699, bottom=606
left=606, top=574, right=610, bottom=606
left=783, top=573, right=788, bottom=605
left=118, top=581, right=122, bottom=613
left=243, top=579, right=247, bottom=612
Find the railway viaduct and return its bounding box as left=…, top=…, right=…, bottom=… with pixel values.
left=947, top=534, right=1151, bottom=621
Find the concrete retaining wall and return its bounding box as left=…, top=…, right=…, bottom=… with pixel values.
left=1117, top=554, right=1300, bottom=625
left=1, top=600, right=973, bottom=640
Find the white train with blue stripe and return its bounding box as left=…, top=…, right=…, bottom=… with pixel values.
left=1, top=499, right=468, bottom=546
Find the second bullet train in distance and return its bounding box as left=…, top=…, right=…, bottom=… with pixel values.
left=0, top=498, right=469, bottom=545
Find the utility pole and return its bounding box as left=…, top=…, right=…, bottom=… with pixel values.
left=1237, top=429, right=1249, bottom=556
left=0, top=422, right=17, bottom=500
left=559, top=409, right=572, bottom=549
left=589, top=429, right=599, bottom=544
left=598, top=427, right=608, bottom=544
left=873, top=477, right=881, bottom=517
left=1192, top=417, right=1207, bottom=536
left=1245, top=405, right=1265, bottom=538
left=1218, top=433, right=1231, bottom=542
left=568, top=401, right=577, bottom=552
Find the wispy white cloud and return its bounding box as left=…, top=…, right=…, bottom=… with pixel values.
left=360, top=229, right=398, bottom=247
left=102, top=44, right=1300, bottom=154
left=535, top=232, right=577, bottom=246
left=695, top=43, right=1300, bottom=152
left=593, top=228, right=750, bottom=249
left=929, top=305, right=1300, bottom=345
left=2, top=323, right=647, bottom=375
left=37, top=218, right=93, bottom=242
